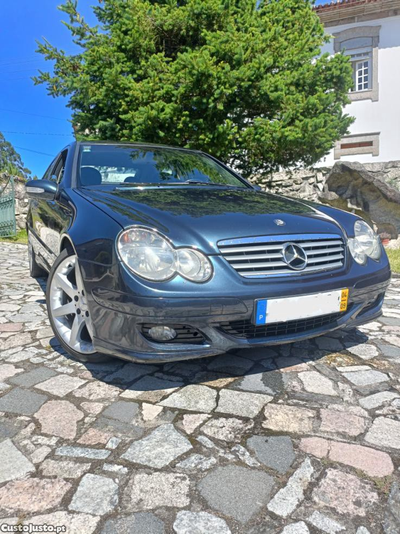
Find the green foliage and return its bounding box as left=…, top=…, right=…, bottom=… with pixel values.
left=0, top=133, right=31, bottom=178
left=0, top=228, right=28, bottom=244
left=386, top=249, right=400, bottom=274
left=34, top=0, right=354, bottom=177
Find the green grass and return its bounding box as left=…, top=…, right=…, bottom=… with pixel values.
left=387, top=248, right=400, bottom=274
left=0, top=228, right=28, bottom=244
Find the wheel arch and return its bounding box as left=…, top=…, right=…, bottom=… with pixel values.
left=59, top=234, right=76, bottom=256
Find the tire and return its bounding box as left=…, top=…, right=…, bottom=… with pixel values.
left=28, top=237, right=47, bottom=278
left=46, top=248, right=109, bottom=363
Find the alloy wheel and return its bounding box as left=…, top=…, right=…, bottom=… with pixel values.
left=49, top=254, right=96, bottom=354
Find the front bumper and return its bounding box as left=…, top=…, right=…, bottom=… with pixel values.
left=83, top=257, right=391, bottom=363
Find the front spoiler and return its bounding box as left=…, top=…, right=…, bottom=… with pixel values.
left=90, top=281, right=388, bottom=363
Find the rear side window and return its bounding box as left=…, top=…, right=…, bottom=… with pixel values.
left=52, top=150, right=68, bottom=184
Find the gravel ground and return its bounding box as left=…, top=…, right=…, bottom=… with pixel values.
left=0, top=242, right=399, bottom=534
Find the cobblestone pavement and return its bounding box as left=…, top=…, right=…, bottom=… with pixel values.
left=1, top=242, right=400, bottom=534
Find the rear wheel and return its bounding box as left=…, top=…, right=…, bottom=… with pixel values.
left=46, top=248, right=108, bottom=363
left=28, top=236, right=47, bottom=278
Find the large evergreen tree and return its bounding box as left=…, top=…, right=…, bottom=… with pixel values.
left=34, top=0, right=353, bottom=177
left=0, top=133, right=31, bottom=178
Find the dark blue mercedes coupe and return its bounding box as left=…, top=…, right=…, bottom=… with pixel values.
left=25, top=142, right=391, bottom=363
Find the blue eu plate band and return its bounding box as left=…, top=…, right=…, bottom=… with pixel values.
left=256, top=300, right=267, bottom=325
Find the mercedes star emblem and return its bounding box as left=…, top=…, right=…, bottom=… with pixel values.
left=274, top=219, right=286, bottom=226
left=282, top=242, right=308, bottom=271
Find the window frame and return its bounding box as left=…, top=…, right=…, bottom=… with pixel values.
left=334, top=132, right=380, bottom=159
left=333, top=26, right=380, bottom=102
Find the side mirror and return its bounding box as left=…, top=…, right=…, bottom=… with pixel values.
left=25, top=179, right=57, bottom=200
left=253, top=184, right=262, bottom=191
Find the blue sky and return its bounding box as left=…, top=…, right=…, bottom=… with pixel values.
left=0, top=0, right=330, bottom=177
left=0, top=0, right=95, bottom=177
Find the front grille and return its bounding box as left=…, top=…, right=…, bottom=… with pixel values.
left=218, top=233, right=346, bottom=277
left=219, top=311, right=345, bottom=339
left=141, top=324, right=205, bottom=344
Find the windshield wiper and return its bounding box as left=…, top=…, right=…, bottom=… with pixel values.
left=182, top=180, right=246, bottom=188
left=113, top=180, right=247, bottom=190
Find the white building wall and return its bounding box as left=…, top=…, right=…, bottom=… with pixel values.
left=318, top=15, right=400, bottom=166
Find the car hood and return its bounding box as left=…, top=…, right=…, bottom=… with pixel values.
left=78, top=186, right=344, bottom=254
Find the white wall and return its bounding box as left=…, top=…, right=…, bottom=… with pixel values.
left=317, top=15, right=400, bottom=166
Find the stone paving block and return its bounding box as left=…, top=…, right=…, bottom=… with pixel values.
left=0, top=364, right=23, bottom=381
left=0, top=419, right=20, bottom=439
left=320, top=408, right=366, bottom=436
left=364, top=417, right=400, bottom=449
left=9, top=367, right=57, bottom=387
left=299, top=371, right=338, bottom=396
left=160, top=384, right=217, bottom=412
left=247, top=435, right=295, bottom=474
left=308, top=511, right=345, bottom=533
left=40, top=459, right=92, bottom=479
left=198, top=465, right=274, bottom=523
left=267, top=458, right=314, bottom=518
left=176, top=454, right=217, bottom=471
left=72, top=381, right=120, bottom=400
left=201, top=417, right=253, bottom=442
left=0, top=478, right=71, bottom=514
left=216, top=389, right=273, bottom=418
left=93, top=416, right=144, bottom=440
left=173, top=511, right=231, bottom=534
left=122, top=423, right=192, bottom=468
left=359, top=391, right=400, bottom=410
left=342, top=369, right=389, bottom=388
left=300, top=437, right=330, bottom=458
left=282, top=523, right=310, bottom=534
left=383, top=481, right=400, bottom=533
left=69, top=473, right=118, bottom=515
left=263, top=404, right=315, bottom=433
left=35, top=375, right=87, bottom=397
left=25, top=512, right=99, bottom=534
left=35, top=400, right=84, bottom=439
left=180, top=413, right=210, bottom=434
left=234, top=372, right=276, bottom=395
left=124, top=472, right=190, bottom=511
left=347, top=344, right=379, bottom=360
left=101, top=400, right=139, bottom=423
left=231, top=444, right=260, bottom=467
left=0, top=439, right=35, bottom=483
left=55, top=446, right=111, bottom=460
left=101, top=513, right=165, bottom=534
left=0, top=387, right=48, bottom=415
left=312, top=468, right=378, bottom=517
left=329, top=441, right=394, bottom=477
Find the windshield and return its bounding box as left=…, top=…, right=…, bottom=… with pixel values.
left=77, top=144, right=249, bottom=188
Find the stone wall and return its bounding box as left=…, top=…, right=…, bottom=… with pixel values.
left=0, top=174, right=29, bottom=230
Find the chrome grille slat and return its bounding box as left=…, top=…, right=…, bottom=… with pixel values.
left=239, top=262, right=344, bottom=277
left=218, top=235, right=346, bottom=277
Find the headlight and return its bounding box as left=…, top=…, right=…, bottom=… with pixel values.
left=177, top=248, right=213, bottom=282
left=348, top=220, right=381, bottom=265
left=117, top=227, right=212, bottom=282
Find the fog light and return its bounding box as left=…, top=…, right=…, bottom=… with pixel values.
left=148, top=326, right=177, bottom=341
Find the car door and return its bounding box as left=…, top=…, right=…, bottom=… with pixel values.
left=28, top=149, right=73, bottom=269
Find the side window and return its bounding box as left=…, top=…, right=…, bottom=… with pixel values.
left=42, top=157, right=57, bottom=181
left=52, top=150, right=68, bottom=185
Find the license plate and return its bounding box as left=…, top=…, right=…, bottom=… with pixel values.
left=254, top=289, right=349, bottom=325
